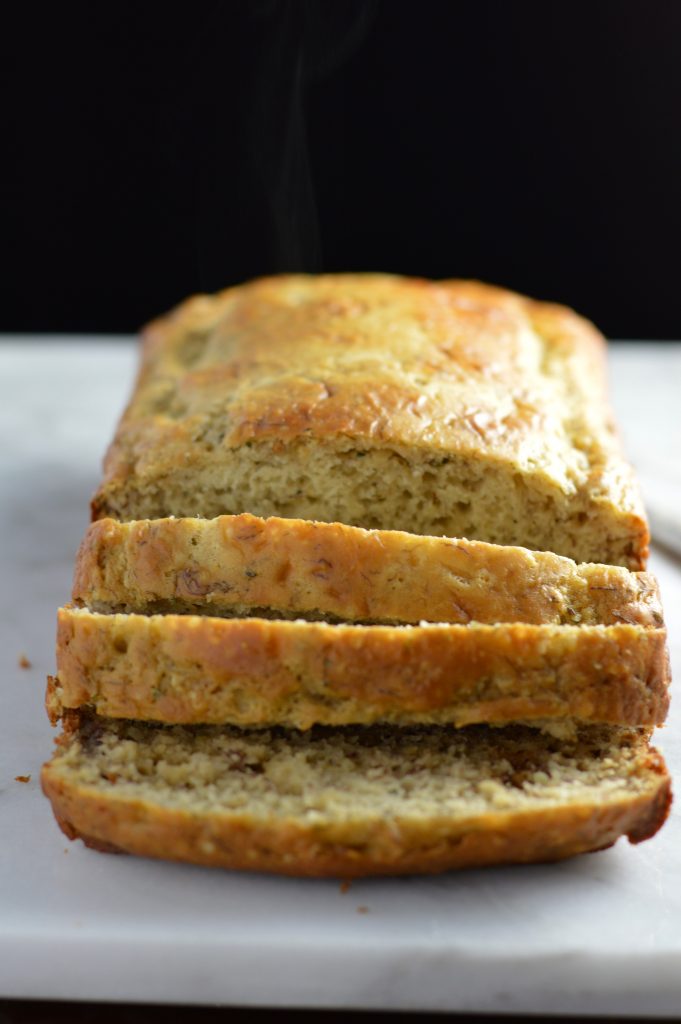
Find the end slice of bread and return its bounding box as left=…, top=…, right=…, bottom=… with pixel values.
left=41, top=716, right=671, bottom=876
left=73, top=514, right=664, bottom=628
left=51, top=607, right=670, bottom=730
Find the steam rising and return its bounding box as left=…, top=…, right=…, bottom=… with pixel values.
left=195, top=3, right=376, bottom=288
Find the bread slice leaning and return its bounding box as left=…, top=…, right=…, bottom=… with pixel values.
left=41, top=715, right=671, bottom=877
left=50, top=607, right=670, bottom=730
left=90, top=275, right=648, bottom=568
left=73, top=514, right=663, bottom=627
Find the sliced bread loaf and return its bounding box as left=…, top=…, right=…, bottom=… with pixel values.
left=50, top=607, right=670, bottom=730
left=41, top=715, right=671, bottom=876
left=91, top=275, right=648, bottom=568
left=74, top=514, right=663, bottom=627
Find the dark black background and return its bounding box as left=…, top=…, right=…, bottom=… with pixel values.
left=3, top=0, right=681, bottom=337
left=1, top=1001, right=676, bottom=1024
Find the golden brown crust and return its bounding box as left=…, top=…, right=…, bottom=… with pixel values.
left=53, top=607, right=670, bottom=729
left=91, top=275, right=648, bottom=568
left=73, top=514, right=663, bottom=628
left=40, top=733, right=672, bottom=878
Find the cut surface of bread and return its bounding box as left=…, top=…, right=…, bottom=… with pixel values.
left=51, top=607, right=670, bottom=730
left=91, top=275, right=648, bottom=568
left=74, top=514, right=663, bottom=628
left=41, top=716, right=671, bottom=876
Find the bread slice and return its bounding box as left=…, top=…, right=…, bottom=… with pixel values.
left=74, top=513, right=663, bottom=627
left=41, top=715, right=671, bottom=876
left=91, top=275, right=648, bottom=569
left=50, top=607, right=670, bottom=730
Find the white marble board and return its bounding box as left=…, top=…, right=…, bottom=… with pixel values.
left=0, top=339, right=680, bottom=1016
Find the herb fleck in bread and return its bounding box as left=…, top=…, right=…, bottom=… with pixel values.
left=74, top=514, right=663, bottom=627
left=50, top=607, right=670, bottom=730
left=91, top=275, right=648, bottom=568
left=41, top=716, right=671, bottom=877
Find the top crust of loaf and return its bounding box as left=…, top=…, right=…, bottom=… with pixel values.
left=92, top=275, right=648, bottom=568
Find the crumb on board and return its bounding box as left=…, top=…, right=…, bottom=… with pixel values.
left=357, top=905, right=369, bottom=915
left=18, top=654, right=32, bottom=669
left=15, top=775, right=31, bottom=783
left=339, top=879, right=352, bottom=894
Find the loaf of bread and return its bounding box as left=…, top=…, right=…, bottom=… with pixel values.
left=50, top=607, right=669, bottom=730
left=43, top=274, right=671, bottom=876
left=74, top=513, right=663, bottom=627
left=91, top=275, right=648, bottom=568
left=41, top=714, right=671, bottom=876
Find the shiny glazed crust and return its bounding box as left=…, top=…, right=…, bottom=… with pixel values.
left=73, top=514, right=663, bottom=627
left=91, top=275, right=648, bottom=568
left=51, top=607, right=670, bottom=729
left=41, top=719, right=672, bottom=877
